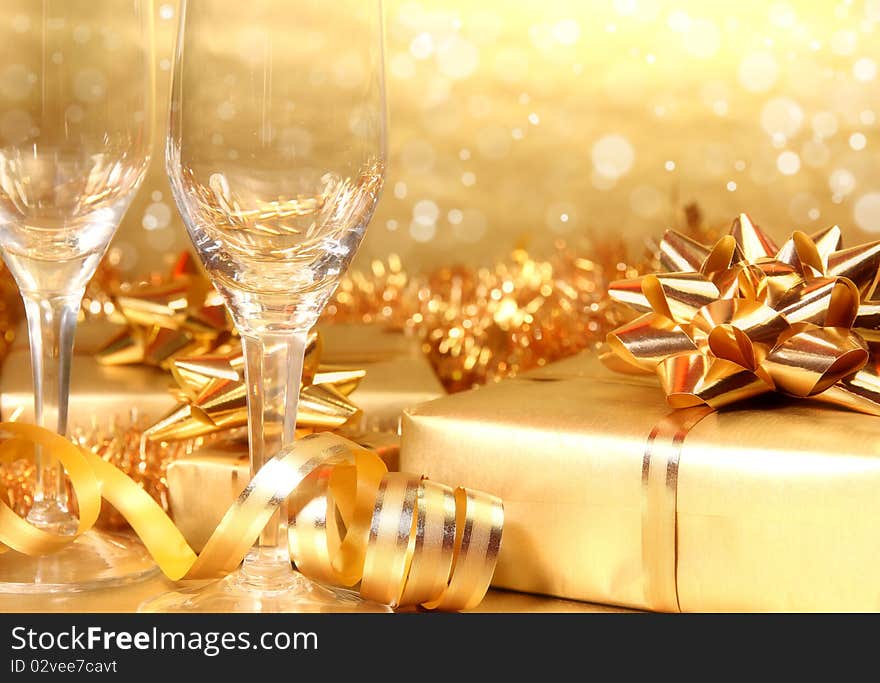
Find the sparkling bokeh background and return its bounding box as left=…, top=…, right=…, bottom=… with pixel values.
left=4, top=0, right=880, bottom=276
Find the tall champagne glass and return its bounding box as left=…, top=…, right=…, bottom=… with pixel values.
left=141, top=0, right=387, bottom=612
left=0, top=0, right=156, bottom=590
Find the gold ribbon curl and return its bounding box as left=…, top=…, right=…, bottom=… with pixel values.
left=0, top=423, right=502, bottom=611
left=602, top=214, right=880, bottom=415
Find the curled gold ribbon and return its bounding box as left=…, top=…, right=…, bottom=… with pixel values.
left=0, top=423, right=502, bottom=611
left=602, top=215, right=880, bottom=415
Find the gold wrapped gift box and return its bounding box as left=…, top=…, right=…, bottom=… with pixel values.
left=0, top=319, right=176, bottom=424
left=0, top=321, right=443, bottom=433
left=400, top=351, right=880, bottom=612
left=166, top=431, right=400, bottom=552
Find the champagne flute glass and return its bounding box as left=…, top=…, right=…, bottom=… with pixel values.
left=0, top=0, right=156, bottom=590
left=140, top=0, right=388, bottom=612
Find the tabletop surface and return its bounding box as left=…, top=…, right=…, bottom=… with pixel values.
left=0, top=571, right=632, bottom=613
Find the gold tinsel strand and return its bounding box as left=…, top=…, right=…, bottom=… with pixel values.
left=324, top=205, right=714, bottom=391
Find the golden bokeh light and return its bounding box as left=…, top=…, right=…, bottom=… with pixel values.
left=3, top=0, right=879, bottom=275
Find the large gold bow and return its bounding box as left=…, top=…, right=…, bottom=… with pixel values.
left=95, top=253, right=364, bottom=440
left=602, top=214, right=880, bottom=414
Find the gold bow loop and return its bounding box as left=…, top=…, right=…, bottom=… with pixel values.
left=602, top=214, right=880, bottom=414
left=95, top=253, right=364, bottom=441
left=96, top=252, right=233, bottom=367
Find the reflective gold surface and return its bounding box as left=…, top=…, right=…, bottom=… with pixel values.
left=401, top=351, right=880, bottom=611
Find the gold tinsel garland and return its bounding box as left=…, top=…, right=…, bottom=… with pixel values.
left=325, top=205, right=715, bottom=392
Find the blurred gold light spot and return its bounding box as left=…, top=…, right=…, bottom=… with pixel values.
left=409, top=32, right=434, bottom=60
left=801, top=139, right=830, bottom=168
left=683, top=19, right=721, bottom=59
left=831, top=30, right=858, bottom=56
left=760, top=97, right=803, bottom=139
left=437, top=38, right=479, bottom=80
left=591, top=171, right=617, bottom=191
left=738, top=52, right=779, bottom=92
left=849, top=132, right=867, bottom=151
left=854, top=57, right=877, bottom=81
left=829, top=168, right=856, bottom=196
left=777, top=150, right=801, bottom=175
left=409, top=219, right=436, bottom=243
left=552, top=19, right=581, bottom=46
left=629, top=185, right=664, bottom=218
left=413, top=199, right=439, bottom=226
left=811, top=111, right=838, bottom=138
left=854, top=193, right=880, bottom=232
left=591, top=134, right=635, bottom=180
left=667, top=10, right=691, bottom=32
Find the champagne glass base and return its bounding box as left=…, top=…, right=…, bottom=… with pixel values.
left=139, top=563, right=392, bottom=613
left=0, top=529, right=158, bottom=594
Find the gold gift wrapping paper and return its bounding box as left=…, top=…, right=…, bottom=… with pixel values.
left=167, top=431, right=400, bottom=552
left=319, top=324, right=446, bottom=431
left=400, top=351, right=880, bottom=612
left=0, top=319, right=177, bottom=425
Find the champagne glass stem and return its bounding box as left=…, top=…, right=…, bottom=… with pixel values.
left=21, top=290, right=82, bottom=530
left=239, top=330, right=307, bottom=580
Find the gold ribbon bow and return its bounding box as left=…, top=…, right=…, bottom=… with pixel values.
left=96, top=252, right=231, bottom=367
left=143, top=332, right=363, bottom=441
left=0, top=423, right=503, bottom=610
left=96, top=253, right=364, bottom=440
left=602, top=214, right=880, bottom=415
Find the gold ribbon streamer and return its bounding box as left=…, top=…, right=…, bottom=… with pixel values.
left=0, top=423, right=502, bottom=611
